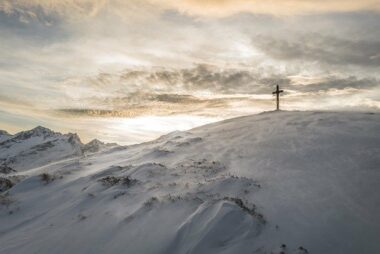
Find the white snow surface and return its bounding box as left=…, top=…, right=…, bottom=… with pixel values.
left=0, top=126, right=117, bottom=172
left=0, top=111, right=380, bottom=254
left=0, top=130, right=12, bottom=143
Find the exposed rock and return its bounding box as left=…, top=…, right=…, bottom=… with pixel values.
left=99, top=176, right=138, bottom=187
left=0, top=164, right=16, bottom=174
left=0, top=177, right=13, bottom=192
left=83, top=139, right=105, bottom=153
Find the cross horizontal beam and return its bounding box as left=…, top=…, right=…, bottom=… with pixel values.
left=272, top=90, right=283, bottom=95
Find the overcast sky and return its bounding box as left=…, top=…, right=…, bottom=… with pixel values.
left=1, top=0, right=380, bottom=144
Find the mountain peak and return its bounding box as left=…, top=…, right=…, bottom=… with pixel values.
left=65, top=133, right=82, bottom=146
left=0, top=130, right=12, bottom=143
left=0, top=130, right=10, bottom=136
left=12, top=126, right=57, bottom=140
left=87, top=139, right=103, bottom=145
left=83, top=138, right=107, bottom=153
left=31, top=126, right=55, bottom=134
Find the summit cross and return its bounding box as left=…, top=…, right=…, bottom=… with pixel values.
left=272, top=85, right=284, bottom=111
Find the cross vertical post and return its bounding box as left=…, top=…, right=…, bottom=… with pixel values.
left=272, top=85, right=284, bottom=111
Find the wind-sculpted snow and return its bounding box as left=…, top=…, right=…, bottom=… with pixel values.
left=0, top=111, right=380, bottom=254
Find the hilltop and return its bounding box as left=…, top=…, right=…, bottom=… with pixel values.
left=0, top=111, right=379, bottom=254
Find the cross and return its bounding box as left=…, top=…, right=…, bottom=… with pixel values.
left=272, top=85, right=284, bottom=111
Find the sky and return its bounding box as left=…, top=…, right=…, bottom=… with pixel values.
left=1, top=0, right=380, bottom=144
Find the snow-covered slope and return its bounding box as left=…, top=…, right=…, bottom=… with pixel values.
left=0, top=126, right=117, bottom=172
left=0, top=126, right=83, bottom=172
left=0, top=130, right=12, bottom=143
left=0, top=111, right=379, bottom=254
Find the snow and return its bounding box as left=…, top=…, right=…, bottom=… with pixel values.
left=0, top=126, right=118, bottom=172
left=0, top=130, right=12, bottom=143
left=0, top=111, right=380, bottom=254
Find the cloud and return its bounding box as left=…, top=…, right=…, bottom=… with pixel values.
left=62, top=64, right=380, bottom=100
left=56, top=64, right=291, bottom=117
left=287, top=75, right=379, bottom=93
left=0, top=0, right=107, bottom=20
left=56, top=93, right=233, bottom=117
left=1, top=0, right=380, bottom=22
left=55, top=64, right=380, bottom=118
left=61, top=64, right=290, bottom=101
left=151, top=0, right=380, bottom=16
left=254, top=34, right=380, bottom=67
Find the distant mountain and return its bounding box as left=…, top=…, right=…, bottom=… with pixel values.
left=0, top=112, right=379, bottom=254
left=0, top=130, right=12, bottom=143
left=83, top=139, right=118, bottom=153
left=0, top=126, right=118, bottom=172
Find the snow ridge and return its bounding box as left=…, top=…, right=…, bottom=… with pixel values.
left=0, top=111, right=379, bottom=254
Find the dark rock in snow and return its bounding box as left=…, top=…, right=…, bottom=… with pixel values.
left=0, top=164, right=16, bottom=174
left=0, top=177, right=13, bottom=192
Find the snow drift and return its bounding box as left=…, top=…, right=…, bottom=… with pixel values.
left=0, top=111, right=379, bottom=254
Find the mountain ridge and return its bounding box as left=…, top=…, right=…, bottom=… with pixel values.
left=0, top=126, right=118, bottom=172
